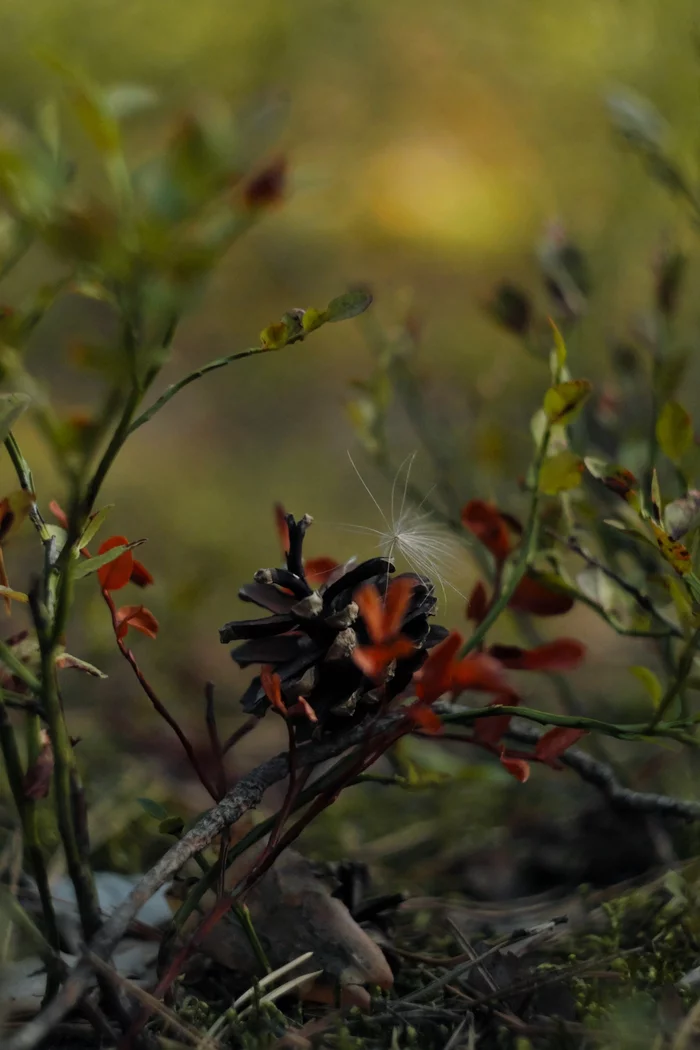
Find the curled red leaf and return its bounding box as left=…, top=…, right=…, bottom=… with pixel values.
left=451, top=653, right=509, bottom=695
left=461, top=501, right=511, bottom=563
left=261, top=665, right=288, bottom=716
left=500, top=749, right=530, bottom=783
left=115, top=605, right=159, bottom=641
left=98, top=536, right=134, bottom=591
left=130, top=559, right=154, bottom=588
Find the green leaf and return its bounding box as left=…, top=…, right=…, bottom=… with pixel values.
left=656, top=400, right=693, bottom=464
left=44, top=55, right=121, bottom=154
left=629, top=665, right=663, bottom=707
left=159, top=815, right=185, bottom=836
left=549, top=318, right=567, bottom=372
left=0, top=393, right=30, bottom=445
left=325, top=290, right=373, bottom=323
left=77, top=505, right=114, bottom=550
left=137, top=797, right=169, bottom=821
left=651, top=468, right=662, bottom=520
left=73, top=539, right=143, bottom=580
left=538, top=451, right=584, bottom=495
left=543, top=380, right=592, bottom=426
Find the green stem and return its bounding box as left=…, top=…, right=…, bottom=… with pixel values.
left=0, top=698, right=62, bottom=1000
left=647, top=629, right=700, bottom=732
left=441, top=703, right=692, bottom=741
left=0, top=638, right=41, bottom=693
left=128, top=344, right=278, bottom=435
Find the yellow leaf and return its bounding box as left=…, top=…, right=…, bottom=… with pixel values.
left=629, top=665, right=663, bottom=707
left=650, top=521, right=692, bottom=575
left=538, top=451, right=584, bottom=495
left=259, top=322, right=289, bottom=350
left=656, top=401, right=693, bottom=464
left=301, top=307, right=327, bottom=333
left=543, top=380, right=592, bottom=426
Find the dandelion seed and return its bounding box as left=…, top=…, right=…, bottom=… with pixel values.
left=340, top=452, right=471, bottom=606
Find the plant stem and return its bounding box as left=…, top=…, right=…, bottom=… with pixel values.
left=128, top=344, right=278, bottom=434
left=648, top=628, right=700, bottom=731
left=0, top=638, right=41, bottom=693
left=0, top=698, right=62, bottom=1000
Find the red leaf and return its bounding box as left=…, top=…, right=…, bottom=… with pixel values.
left=274, top=503, right=290, bottom=555
left=474, top=711, right=513, bottom=746
left=466, top=580, right=489, bottom=623
left=114, top=605, right=159, bottom=640
left=98, top=536, right=134, bottom=591
left=491, top=639, right=586, bottom=672
left=130, top=559, right=154, bottom=588
left=383, top=577, right=416, bottom=638
left=508, top=573, right=574, bottom=616
left=355, top=583, right=384, bottom=644
left=461, top=501, right=511, bottom=563
left=353, top=636, right=414, bottom=679
left=500, top=750, right=530, bottom=783
left=451, top=653, right=508, bottom=695
left=49, top=500, right=68, bottom=529
left=304, top=557, right=339, bottom=587
left=535, top=726, right=587, bottom=763
left=414, top=630, right=463, bottom=704
left=355, top=578, right=414, bottom=646
left=406, top=703, right=442, bottom=734
left=261, top=665, right=287, bottom=715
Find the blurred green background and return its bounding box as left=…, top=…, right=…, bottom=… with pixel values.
left=1, top=0, right=700, bottom=853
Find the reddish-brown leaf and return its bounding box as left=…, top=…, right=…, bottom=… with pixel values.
left=130, top=559, right=154, bottom=587
left=383, top=577, right=415, bottom=638
left=490, top=639, right=586, bottom=672
left=508, top=573, right=574, bottom=616
left=261, top=665, right=287, bottom=715
left=304, top=557, right=339, bottom=587
left=466, top=580, right=489, bottom=623
left=49, top=500, right=68, bottom=529
left=274, top=503, right=290, bottom=554
left=535, top=726, right=587, bottom=763
left=354, top=583, right=384, bottom=645
left=473, top=710, right=513, bottom=747
left=500, top=750, right=530, bottom=783
left=98, top=536, right=134, bottom=591
left=114, top=605, right=159, bottom=640
left=414, top=630, right=463, bottom=704
left=406, top=702, right=442, bottom=735
left=451, top=653, right=509, bottom=695
left=461, top=501, right=511, bottom=563
left=352, top=636, right=414, bottom=679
